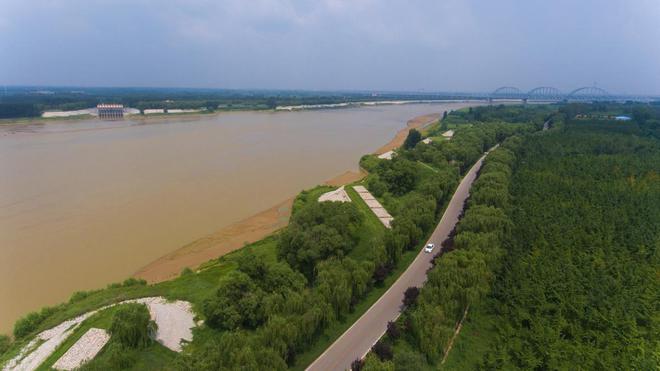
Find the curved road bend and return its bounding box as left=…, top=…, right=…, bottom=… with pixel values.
left=307, top=145, right=499, bottom=371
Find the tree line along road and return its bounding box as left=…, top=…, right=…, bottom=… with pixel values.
left=306, top=145, right=499, bottom=371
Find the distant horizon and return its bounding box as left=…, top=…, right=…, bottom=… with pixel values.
left=4, top=84, right=659, bottom=97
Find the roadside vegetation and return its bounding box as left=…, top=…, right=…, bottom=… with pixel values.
left=359, top=133, right=524, bottom=371
left=362, top=103, right=660, bottom=370
left=1, top=105, right=551, bottom=370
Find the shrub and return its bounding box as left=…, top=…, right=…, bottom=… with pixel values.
left=180, top=267, right=194, bottom=276
left=385, top=321, right=400, bottom=339
left=403, top=129, right=422, bottom=149
left=0, top=334, right=11, bottom=356
left=402, top=287, right=420, bottom=307
left=367, top=177, right=387, bottom=197
left=122, top=278, right=147, bottom=287
left=371, top=340, right=393, bottom=361
left=13, top=305, right=62, bottom=339
left=69, top=290, right=91, bottom=303
left=392, top=348, right=428, bottom=371
left=351, top=358, right=365, bottom=371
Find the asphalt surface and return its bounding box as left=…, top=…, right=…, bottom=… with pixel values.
left=306, top=146, right=497, bottom=371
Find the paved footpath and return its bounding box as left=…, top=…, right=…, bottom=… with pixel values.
left=306, top=146, right=497, bottom=371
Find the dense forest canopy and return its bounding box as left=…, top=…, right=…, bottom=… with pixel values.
left=364, top=103, right=660, bottom=370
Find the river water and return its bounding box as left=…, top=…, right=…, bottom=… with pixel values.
left=0, top=102, right=475, bottom=333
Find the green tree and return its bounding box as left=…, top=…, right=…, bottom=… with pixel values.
left=109, top=303, right=156, bottom=349
left=380, top=159, right=419, bottom=195
left=393, top=348, right=428, bottom=371
left=203, top=271, right=266, bottom=330
left=404, top=129, right=422, bottom=149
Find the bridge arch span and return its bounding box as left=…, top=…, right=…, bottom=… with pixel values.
left=491, top=86, right=525, bottom=99
left=527, top=86, right=563, bottom=100
left=566, top=86, right=610, bottom=100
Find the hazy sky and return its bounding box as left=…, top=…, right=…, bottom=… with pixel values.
left=1, top=0, right=659, bottom=94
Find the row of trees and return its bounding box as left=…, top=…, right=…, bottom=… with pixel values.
left=361, top=134, right=523, bottom=369
left=0, top=103, right=41, bottom=118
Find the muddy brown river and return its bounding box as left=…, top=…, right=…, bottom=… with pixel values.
left=0, top=102, right=478, bottom=333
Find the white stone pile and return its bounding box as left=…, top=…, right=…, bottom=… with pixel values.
left=318, top=186, right=351, bottom=203
left=52, top=328, right=110, bottom=370
left=3, top=297, right=196, bottom=371
left=353, top=186, right=393, bottom=228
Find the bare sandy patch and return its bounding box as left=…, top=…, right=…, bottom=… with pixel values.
left=133, top=197, right=293, bottom=283
left=374, top=113, right=440, bottom=155
left=128, top=298, right=194, bottom=352
left=324, top=170, right=366, bottom=186
left=134, top=170, right=366, bottom=283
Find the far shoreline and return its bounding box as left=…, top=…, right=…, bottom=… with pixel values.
left=0, top=99, right=484, bottom=127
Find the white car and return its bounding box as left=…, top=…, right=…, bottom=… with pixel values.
left=424, top=243, right=435, bottom=253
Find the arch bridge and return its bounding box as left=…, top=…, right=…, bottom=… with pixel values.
left=489, top=86, right=611, bottom=102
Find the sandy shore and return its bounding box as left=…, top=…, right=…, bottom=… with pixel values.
left=133, top=169, right=366, bottom=283
left=132, top=114, right=435, bottom=283
left=374, top=113, right=440, bottom=154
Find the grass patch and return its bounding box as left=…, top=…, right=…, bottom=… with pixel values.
left=345, top=185, right=386, bottom=262
left=439, top=304, right=498, bottom=370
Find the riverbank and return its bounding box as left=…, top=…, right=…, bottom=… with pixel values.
left=0, top=102, right=482, bottom=334
left=132, top=113, right=440, bottom=283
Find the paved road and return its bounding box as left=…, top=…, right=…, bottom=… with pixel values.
left=307, top=146, right=498, bottom=371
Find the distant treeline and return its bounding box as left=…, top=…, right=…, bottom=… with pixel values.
left=0, top=87, right=482, bottom=119
left=0, top=103, right=42, bottom=119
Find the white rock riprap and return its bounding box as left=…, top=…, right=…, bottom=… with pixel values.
left=52, top=328, right=110, bottom=370
left=441, top=130, right=455, bottom=139
left=127, top=297, right=195, bottom=352
left=2, top=311, right=97, bottom=371
left=2, top=297, right=196, bottom=371
left=353, top=186, right=393, bottom=228
left=377, top=150, right=396, bottom=160
left=318, top=186, right=351, bottom=203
